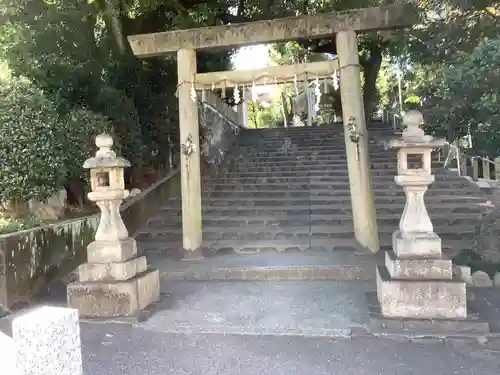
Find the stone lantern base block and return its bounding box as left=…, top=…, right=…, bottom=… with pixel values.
left=376, top=266, right=467, bottom=319
left=385, top=250, right=453, bottom=280
left=67, top=268, right=160, bottom=318
left=78, top=256, right=148, bottom=282
left=393, top=230, right=442, bottom=258
left=87, top=238, right=138, bottom=263
left=366, top=291, right=490, bottom=336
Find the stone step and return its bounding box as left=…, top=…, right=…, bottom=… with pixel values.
left=222, top=170, right=464, bottom=178
left=150, top=250, right=379, bottom=282
left=238, top=142, right=397, bottom=156
left=243, top=127, right=388, bottom=133
left=234, top=154, right=426, bottom=162
left=149, top=210, right=478, bottom=224
left=244, top=131, right=390, bottom=138
left=242, top=134, right=391, bottom=141
left=240, top=131, right=390, bottom=138
left=223, top=171, right=460, bottom=178
left=240, top=132, right=345, bottom=138
left=199, top=194, right=483, bottom=203
left=230, top=159, right=440, bottom=166
left=229, top=164, right=441, bottom=172
left=139, top=234, right=472, bottom=254
left=143, top=222, right=476, bottom=237
left=250, top=123, right=386, bottom=130
left=244, top=140, right=388, bottom=147
left=145, top=225, right=477, bottom=241
left=232, top=158, right=407, bottom=165
left=204, top=185, right=479, bottom=194
left=243, top=141, right=380, bottom=148
left=159, top=203, right=484, bottom=216
left=235, top=150, right=398, bottom=157
left=203, top=192, right=484, bottom=203
left=235, top=142, right=388, bottom=152
left=209, top=176, right=468, bottom=186
left=242, top=135, right=388, bottom=141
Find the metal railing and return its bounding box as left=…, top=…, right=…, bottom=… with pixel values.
left=437, top=141, right=462, bottom=176
left=381, top=109, right=404, bottom=132
left=435, top=138, right=500, bottom=182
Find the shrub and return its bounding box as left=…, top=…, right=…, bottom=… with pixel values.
left=0, top=79, right=109, bottom=202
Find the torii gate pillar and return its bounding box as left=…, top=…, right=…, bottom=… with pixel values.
left=337, top=30, right=379, bottom=252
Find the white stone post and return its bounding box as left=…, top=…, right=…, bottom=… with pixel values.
left=303, top=80, right=313, bottom=127
left=376, top=110, right=467, bottom=319
left=242, top=100, right=249, bottom=128
left=67, top=134, right=160, bottom=318
left=0, top=331, right=16, bottom=375
left=336, top=30, right=379, bottom=252
left=0, top=306, right=83, bottom=375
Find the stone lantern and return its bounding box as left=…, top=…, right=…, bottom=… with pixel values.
left=67, top=134, right=160, bottom=318
left=376, top=110, right=467, bottom=319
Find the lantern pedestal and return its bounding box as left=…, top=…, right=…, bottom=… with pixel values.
left=375, top=111, right=467, bottom=320
left=67, top=134, right=160, bottom=318
left=67, top=267, right=160, bottom=319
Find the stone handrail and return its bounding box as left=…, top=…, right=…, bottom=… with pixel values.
left=0, top=94, right=243, bottom=312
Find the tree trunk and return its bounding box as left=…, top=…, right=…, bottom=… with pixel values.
left=361, top=44, right=383, bottom=125
left=95, top=0, right=134, bottom=56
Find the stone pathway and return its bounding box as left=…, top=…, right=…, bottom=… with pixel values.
left=140, top=280, right=371, bottom=337
left=2, top=267, right=500, bottom=374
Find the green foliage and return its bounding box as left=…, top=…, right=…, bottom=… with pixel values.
left=0, top=80, right=109, bottom=202
left=247, top=100, right=284, bottom=128
left=420, top=37, right=500, bottom=155
left=380, top=0, right=500, bottom=156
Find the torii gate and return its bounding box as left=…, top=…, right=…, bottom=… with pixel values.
left=127, top=4, right=417, bottom=260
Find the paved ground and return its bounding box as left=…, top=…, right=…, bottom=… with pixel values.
left=81, top=323, right=500, bottom=375
left=2, top=278, right=500, bottom=374
left=142, top=281, right=371, bottom=337
left=78, top=280, right=500, bottom=374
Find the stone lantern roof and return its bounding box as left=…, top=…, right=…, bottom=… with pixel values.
left=390, top=110, right=445, bottom=149
left=83, top=133, right=131, bottom=169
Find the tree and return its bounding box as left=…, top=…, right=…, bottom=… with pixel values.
left=0, top=0, right=234, bottom=209
left=400, top=0, right=500, bottom=153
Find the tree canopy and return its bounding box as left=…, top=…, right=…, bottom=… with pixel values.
left=1, top=0, right=499, bottom=208
left=388, top=0, right=500, bottom=155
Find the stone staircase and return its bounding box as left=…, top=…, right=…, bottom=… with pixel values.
left=131, top=122, right=494, bottom=340
left=138, top=123, right=488, bottom=258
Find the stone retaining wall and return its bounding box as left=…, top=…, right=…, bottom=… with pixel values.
left=0, top=96, right=244, bottom=311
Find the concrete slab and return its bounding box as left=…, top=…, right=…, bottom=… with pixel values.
left=138, top=281, right=374, bottom=337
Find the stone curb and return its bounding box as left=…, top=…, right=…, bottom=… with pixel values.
left=80, top=316, right=500, bottom=353
left=455, top=266, right=500, bottom=287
